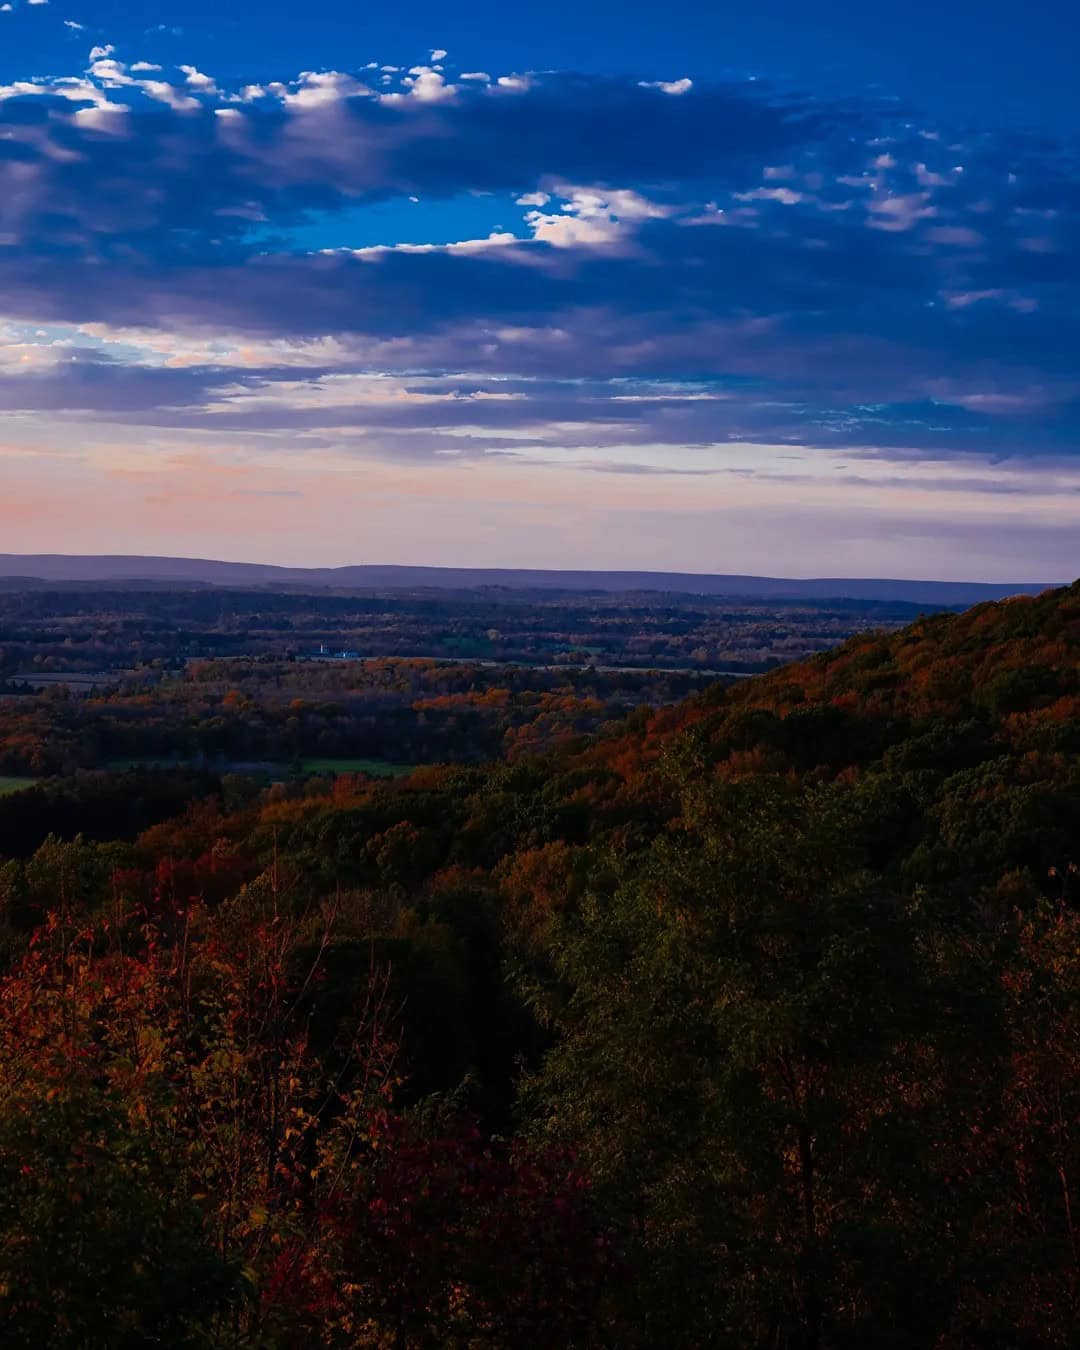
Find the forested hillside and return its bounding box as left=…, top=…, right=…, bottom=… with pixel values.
left=0, top=585, right=1078, bottom=1346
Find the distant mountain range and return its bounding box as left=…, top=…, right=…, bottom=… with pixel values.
left=0, top=554, right=1063, bottom=606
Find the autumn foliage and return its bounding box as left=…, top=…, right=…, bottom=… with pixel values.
left=1, top=583, right=1079, bottom=1344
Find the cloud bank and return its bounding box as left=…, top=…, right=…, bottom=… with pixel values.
left=0, top=42, right=1076, bottom=574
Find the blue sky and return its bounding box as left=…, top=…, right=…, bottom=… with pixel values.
left=0, top=0, right=1077, bottom=578
left=5, top=0, right=1078, bottom=133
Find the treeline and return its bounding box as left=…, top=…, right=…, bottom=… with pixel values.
left=0, top=585, right=930, bottom=675
left=0, top=584, right=1078, bottom=1345
left=0, top=658, right=714, bottom=777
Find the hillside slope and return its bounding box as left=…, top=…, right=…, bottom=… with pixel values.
left=0, top=585, right=1077, bottom=1346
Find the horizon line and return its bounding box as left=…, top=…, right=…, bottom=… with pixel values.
left=0, top=552, right=1066, bottom=590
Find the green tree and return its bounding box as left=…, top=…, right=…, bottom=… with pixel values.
left=529, top=776, right=962, bottom=1347
left=0, top=1087, right=238, bottom=1348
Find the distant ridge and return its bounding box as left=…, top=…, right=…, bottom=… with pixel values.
left=0, top=555, right=1063, bottom=606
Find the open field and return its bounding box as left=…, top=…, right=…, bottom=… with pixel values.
left=300, top=758, right=416, bottom=779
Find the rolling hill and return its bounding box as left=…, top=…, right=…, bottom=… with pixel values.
left=0, top=553, right=1062, bottom=604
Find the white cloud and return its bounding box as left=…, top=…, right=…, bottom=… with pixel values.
left=924, top=225, right=983, bottom=246
left=390, top=66, right=456, bottom=103
left=734, top=186, right=804, bottom=205
left=0, top=75, right=116, bottom=108
left=349, top=232, right=519, bottom=258
left=524, top=186, right=674, bottom=249
left=915, top=162, right=955, bottom=187
left=944, top=290, right=1002, bottom=309
left=430, top=48, right=448, bottom=61
left=179, top=64, right=218, bottom=94
left=281, top=70, right=370, bottom=108
left=72, top=103, right=129, bottom=131
left=868, top=192, right=937, bottom=231
left=138, top=79, right=200, bottom=111
left=638, top=77, right=692, bottom=95
left=88, top=57, right=133, bottom=84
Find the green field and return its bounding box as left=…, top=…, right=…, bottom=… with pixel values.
left=299, top=758, right=416, bottom=779
left=0, top=777, right=36, bottom=797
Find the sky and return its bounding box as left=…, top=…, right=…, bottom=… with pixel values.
left=0, top=2, right=1077, bottom=579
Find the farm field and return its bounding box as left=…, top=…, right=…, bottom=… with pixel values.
left=300, top=757, right=416, bottom=778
